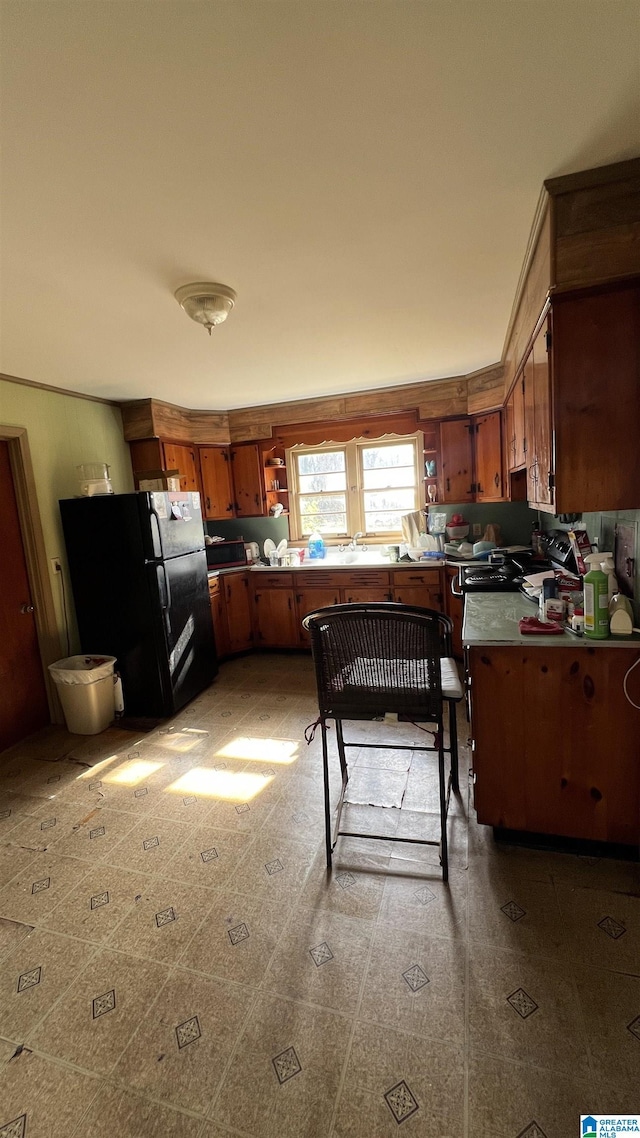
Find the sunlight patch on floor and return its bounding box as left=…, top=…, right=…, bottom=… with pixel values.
left=216, top=736, right=299, bottom=765
left=166, top=767, right=274, bottom=802
left=103, top=759, right=164, bottom=785
left=155, top=728, right=210, bottom=753
left=75, top=754, right=122, bottom=780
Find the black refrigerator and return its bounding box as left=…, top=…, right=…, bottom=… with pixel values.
left=59, top=491, right=217, bottom=717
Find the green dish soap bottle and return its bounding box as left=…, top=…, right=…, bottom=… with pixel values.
left=583, top=553, right=609, bottom=639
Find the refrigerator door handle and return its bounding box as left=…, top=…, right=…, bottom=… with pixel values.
left=148, top=505, right=164, bottom=561
left=157, top=564, right=172, bottom=640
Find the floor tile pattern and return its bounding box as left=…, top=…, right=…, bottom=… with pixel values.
left=0, top=652, right=638, bottom=1135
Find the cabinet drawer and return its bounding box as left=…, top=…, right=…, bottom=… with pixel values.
left=253, top=572, right=293, bottom=588
left=208, top=576, right=220, bottom=596
left=342, top=570, right=390, bottom=588
left=391, top=569, right=441, bottom=586
left=296, top=570, right=346, bottom=588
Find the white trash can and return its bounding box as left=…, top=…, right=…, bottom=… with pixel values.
left=48, top=655, right=117, bottom=735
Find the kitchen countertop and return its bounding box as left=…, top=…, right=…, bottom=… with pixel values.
left=463, top=591, right=640, bottom=647
left=206, top=556, right=487, bottom=578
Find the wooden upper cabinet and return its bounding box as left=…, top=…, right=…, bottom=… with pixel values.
left=552, top=282, right=640, bottom=512
left=531, top=321, right=553, bottom=509
left=522, top=349, right=537, bottom=504
left=512, top=373, right=526, bottom=469
left=230, top=444, right=264, bottom=517
left=200, top=447, right=234, bottom=520
left=439, top=419, right=474, bottom=503
left=474, top=411, right=503, bottom=501
left=161, top=442, right=199, bottom=494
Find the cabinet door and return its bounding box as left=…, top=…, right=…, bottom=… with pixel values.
left=231, top=444, right=264, bottom=517
left=532, top=321, right=554, bottom=509
left=162, top=443, right=199, bottom=494
left=513, top=371, right=526, bottom=469
left=208, top=580, right=229, bottom=659
left=523, top=349, right=537, bottom=503
left=200, top=447, right=234, bottom=520
left=224, top=573, right=253, bottom=652
left=296, top=588, right=341, bottom=647
left=474, top=411, right=503, bottom=501
left=392, top=586, right=442, bottom=611
left=253, top=587, right=297, bottom=647
left=504, top=391, right=516, bottom=474
left=440, top=419, right=474, bottom=503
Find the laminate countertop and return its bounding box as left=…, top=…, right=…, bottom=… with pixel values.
left=463, top=592, right=640, bottom=648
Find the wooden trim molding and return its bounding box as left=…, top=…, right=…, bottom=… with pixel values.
left=1, top=425, right=64, bottom=721
left=120, top=365, right=505, bottom=447
left=0, top=371, right=118, bottom=407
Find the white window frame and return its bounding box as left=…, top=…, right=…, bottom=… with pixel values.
left=286, top=432, right=423, bottom=543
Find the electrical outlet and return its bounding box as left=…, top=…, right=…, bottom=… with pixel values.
left=472, top=523, right=481, bottom=537
left=51, top=557, right=62, bottom=573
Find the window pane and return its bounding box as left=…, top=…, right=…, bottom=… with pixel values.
left=363, top=465, right=415, bottom=490
left=362, top=444, right=415, bottom=470
left=300, top=491, right=347, bottom=535
left=364, top=488, right=416, bottom=512
left=299, top=471, right=346, bottom=493
left=300, top=514, right=347, bottom=535
left=297, top=451, right=345, bottom=476
left=365, top=510, right=406, bottom=532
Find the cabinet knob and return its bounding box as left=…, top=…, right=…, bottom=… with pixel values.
left=494, top=472, right=500, bottom=487
left=446, top=477, right=450, bottom=492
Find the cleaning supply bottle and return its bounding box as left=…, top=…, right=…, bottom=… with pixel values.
left=600, top=554, right=618, bottom=603
left=307, top=531, right=325, bottom=560
left=583, top=554, right=610, bottom=639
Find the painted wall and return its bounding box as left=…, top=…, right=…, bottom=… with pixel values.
left=428, top=501, right=538, bottom=546
left=0, top=377, right=133, bottom=648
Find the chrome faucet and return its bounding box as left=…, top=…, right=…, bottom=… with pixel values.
left=348, top=532, right=365, bottom=551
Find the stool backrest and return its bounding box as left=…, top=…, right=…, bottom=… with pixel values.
left=302, top=602, right=450, bottom=721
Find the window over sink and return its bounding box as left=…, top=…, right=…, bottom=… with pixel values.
left=286, top=434, right=422, bottom=541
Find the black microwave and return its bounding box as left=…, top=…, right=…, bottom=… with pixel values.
left=205, top=539, right=247, bottom=568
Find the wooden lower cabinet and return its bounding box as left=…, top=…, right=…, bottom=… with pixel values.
left=469, top=645, right=640, bottom=846
left=253, top=586, right=297, bottom=647
left=251, top=567, right=446, bottom=649
left=223, top=571, right=253, bottom=653
left=208, top=576, right=229, bottom=660
left=391, top=568, right=442, bottom=612
left=296, top=588, right=342, bottom=647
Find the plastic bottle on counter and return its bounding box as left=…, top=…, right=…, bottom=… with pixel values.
left=583, top=554, right=610, bottom=639
left=307, top=531, right=325, bottom=560
left=600, top=554, right=618, bottom=603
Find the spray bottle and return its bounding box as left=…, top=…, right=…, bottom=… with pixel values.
left=583, top=554, right=610, bottom=639
left=599, top=554, right=618, bottom=603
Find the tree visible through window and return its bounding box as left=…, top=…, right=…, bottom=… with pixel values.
left=288, top=436, right=421, bottom=539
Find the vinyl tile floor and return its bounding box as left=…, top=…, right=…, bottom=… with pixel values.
left=0, top=653, right=639, bottom=1137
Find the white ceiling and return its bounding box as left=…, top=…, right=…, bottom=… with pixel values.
left=1, top=1, right=639, bottom=411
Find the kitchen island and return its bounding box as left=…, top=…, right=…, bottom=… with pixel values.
left=464, top=592, right=640, bottom=849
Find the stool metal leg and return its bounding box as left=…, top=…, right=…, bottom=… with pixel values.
left=438, top=722, right=449, bottom=883
left=320, top=718, right=332, bottom=869
left=335, top=719, right=348, bottom=781
left=449, top=699, right=460, bottom=794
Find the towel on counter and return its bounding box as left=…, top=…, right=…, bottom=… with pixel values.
left=401, top=510, right=426, bottom=546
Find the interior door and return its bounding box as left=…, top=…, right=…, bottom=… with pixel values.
left=0, top=440, right=49, bottom=750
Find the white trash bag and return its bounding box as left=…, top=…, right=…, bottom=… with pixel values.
left=48, top=655, right=117, bottom=734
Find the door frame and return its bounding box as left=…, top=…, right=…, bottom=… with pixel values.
left=1, top=425, right=63, bottom=722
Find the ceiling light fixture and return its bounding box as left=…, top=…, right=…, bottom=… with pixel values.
left=174, top=282, right=237, bottom=335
